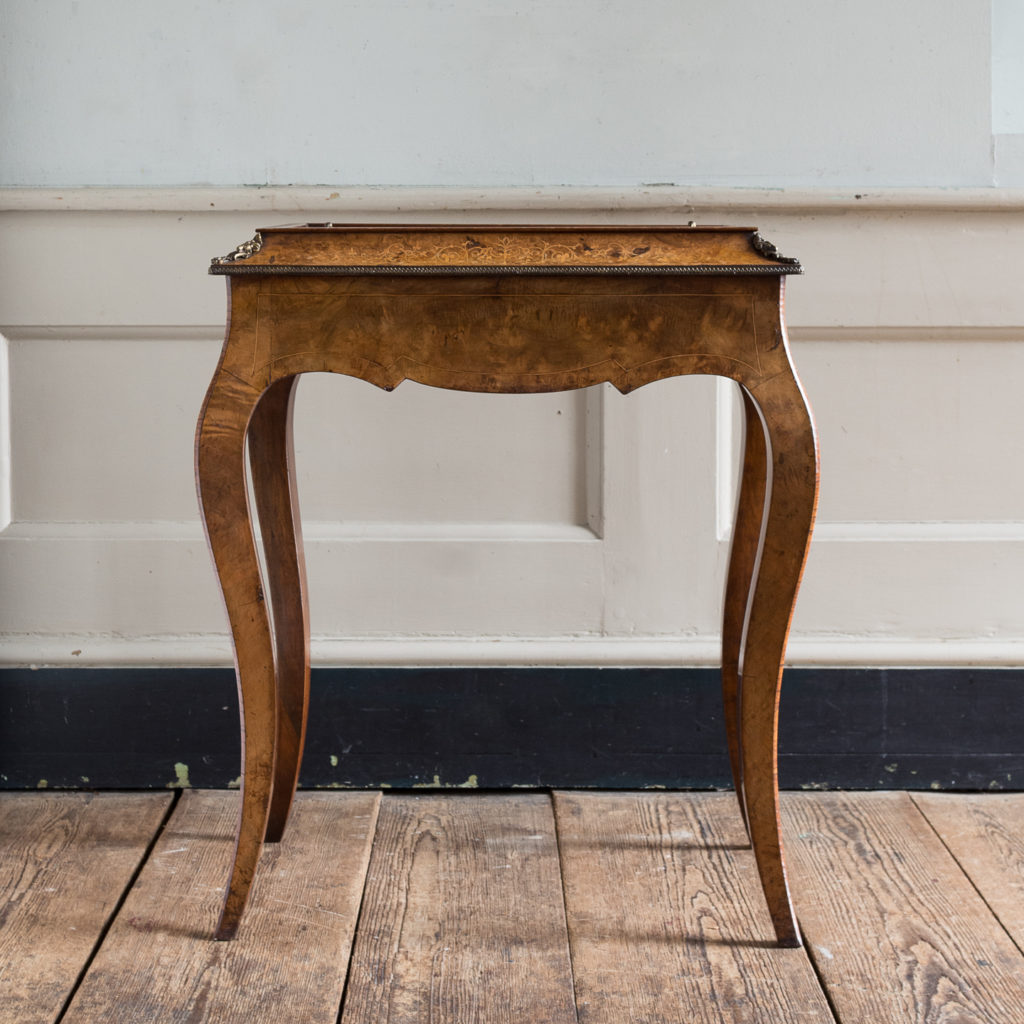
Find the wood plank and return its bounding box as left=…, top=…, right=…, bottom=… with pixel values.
left=0, top=792, right=172, bottom=1024
left=553, top=791, right=834, bottom=1024
left=782, top=791, right=1024, bottom=1023
left=61, top=789, right=380, bottom=1024
left=913, top=792, right=1024, bottom=950
left=340, top=793, right=578, bottom=1024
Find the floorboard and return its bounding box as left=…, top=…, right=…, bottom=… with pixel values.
left=554, top=791, right=835, bottom=1024
left=5, top=789, right=1024, bottom=1022
left=0, top=791, right=171, bottom=1024
left=340, top=793, right=578, bottom=1024
left=912, top=793, right=1024, bottom=953
left=782, top=791, right=1024, bottom=1024
left=60, top=789, right=380, bottom=1024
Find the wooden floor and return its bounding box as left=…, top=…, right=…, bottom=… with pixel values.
left=3, top=791, right=1024, bottom=1023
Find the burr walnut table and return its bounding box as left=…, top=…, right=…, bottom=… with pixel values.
left=196, top=223, right=818, bottom=945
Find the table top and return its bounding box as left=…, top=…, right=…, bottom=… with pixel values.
left=209, top=223, right=801, bottom=276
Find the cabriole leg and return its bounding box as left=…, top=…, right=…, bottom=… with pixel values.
left=195, top=368, right=277, bottom=940
left=248, top=374, right=310, bottom=843
left=738, top=371, right=819, bottom=948
left=721, top=385, right=768, bottom=838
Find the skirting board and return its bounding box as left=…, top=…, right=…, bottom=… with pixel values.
left=2, top=667, right=1022, bottom=791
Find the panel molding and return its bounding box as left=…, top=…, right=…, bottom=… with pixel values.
left=5, top=518, right=1024, bottom=666
left=788, top=326, right=1024, bottom=343
left=0, top=334, right=10, bottom=531
left=4, top=185, right=1024, bottom=213
left=0, top=519, right=599, bottom=542
left=814, top=521, right=1024, bottom=542
left=0, top=325, right=224, bottom=342
left=714, top=376, right=741, bottom=541
left=4, top=633, right=1024, bottom=669
left=5, top=209, right=1024, bottom=668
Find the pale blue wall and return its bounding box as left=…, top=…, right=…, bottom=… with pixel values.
left=993, top=0, right=1024, bottom=132
left=993, top=0, right=1024, bottom=184
left=0, top=0, right=1001, bottom=188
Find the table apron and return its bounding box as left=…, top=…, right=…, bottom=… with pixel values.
left=221, top=277, right=788, bottom=394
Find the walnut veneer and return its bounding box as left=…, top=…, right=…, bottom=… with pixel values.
left=195, top=223, right=819, bottom=945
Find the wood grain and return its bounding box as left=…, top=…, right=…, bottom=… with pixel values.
left=258, top=282, right=766, bottom=394
left=195, top=360, right=279, bottom=939
left=340, top=793, right=578, bottom=1024
left=737, top=352, right=819, bottom=947
left=0, top=792, right=171, bottom=1024
left=913, top=792, right=1024, bottom=951
left=247, top=374, right=310, bottom=843
left=215, top=275, right=795, bottom=397
left=721, top=385, right=767, bottom=834
left=211, top=224, right=797, bottom=273
left=198, top=226, right=816, bottom=941
left=61, top=790, right=380, bottom=1024
left=782, top=791, right=1024, bottom=1023
left=553, top=791, right=833, bottom=1023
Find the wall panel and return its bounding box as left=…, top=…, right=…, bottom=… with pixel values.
left=1, top=194, right=1022, bottom=666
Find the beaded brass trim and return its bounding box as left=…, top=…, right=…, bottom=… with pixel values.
left=210, top=262, right=801, bottom=276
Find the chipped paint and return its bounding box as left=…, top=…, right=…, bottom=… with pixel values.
left=412, top=773, right=479, bottom=789
left=36, top=779, right=48, bottom=789
left=80, top=776, right=90, bottom=783
left=330, top=754, right=338, bottom=767
left=883, top=763, right=898, bottom=773
left=166, top=762, right=192, bottom=789
left=227, top=776, right=241, bottom=789
left=306, top=780, right=389, bottom=790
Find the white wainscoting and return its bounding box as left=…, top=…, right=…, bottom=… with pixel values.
left=1, top=188, right=1023, bottom=666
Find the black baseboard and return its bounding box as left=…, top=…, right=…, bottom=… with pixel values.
left=2, top=667, right=1022, bottom=791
